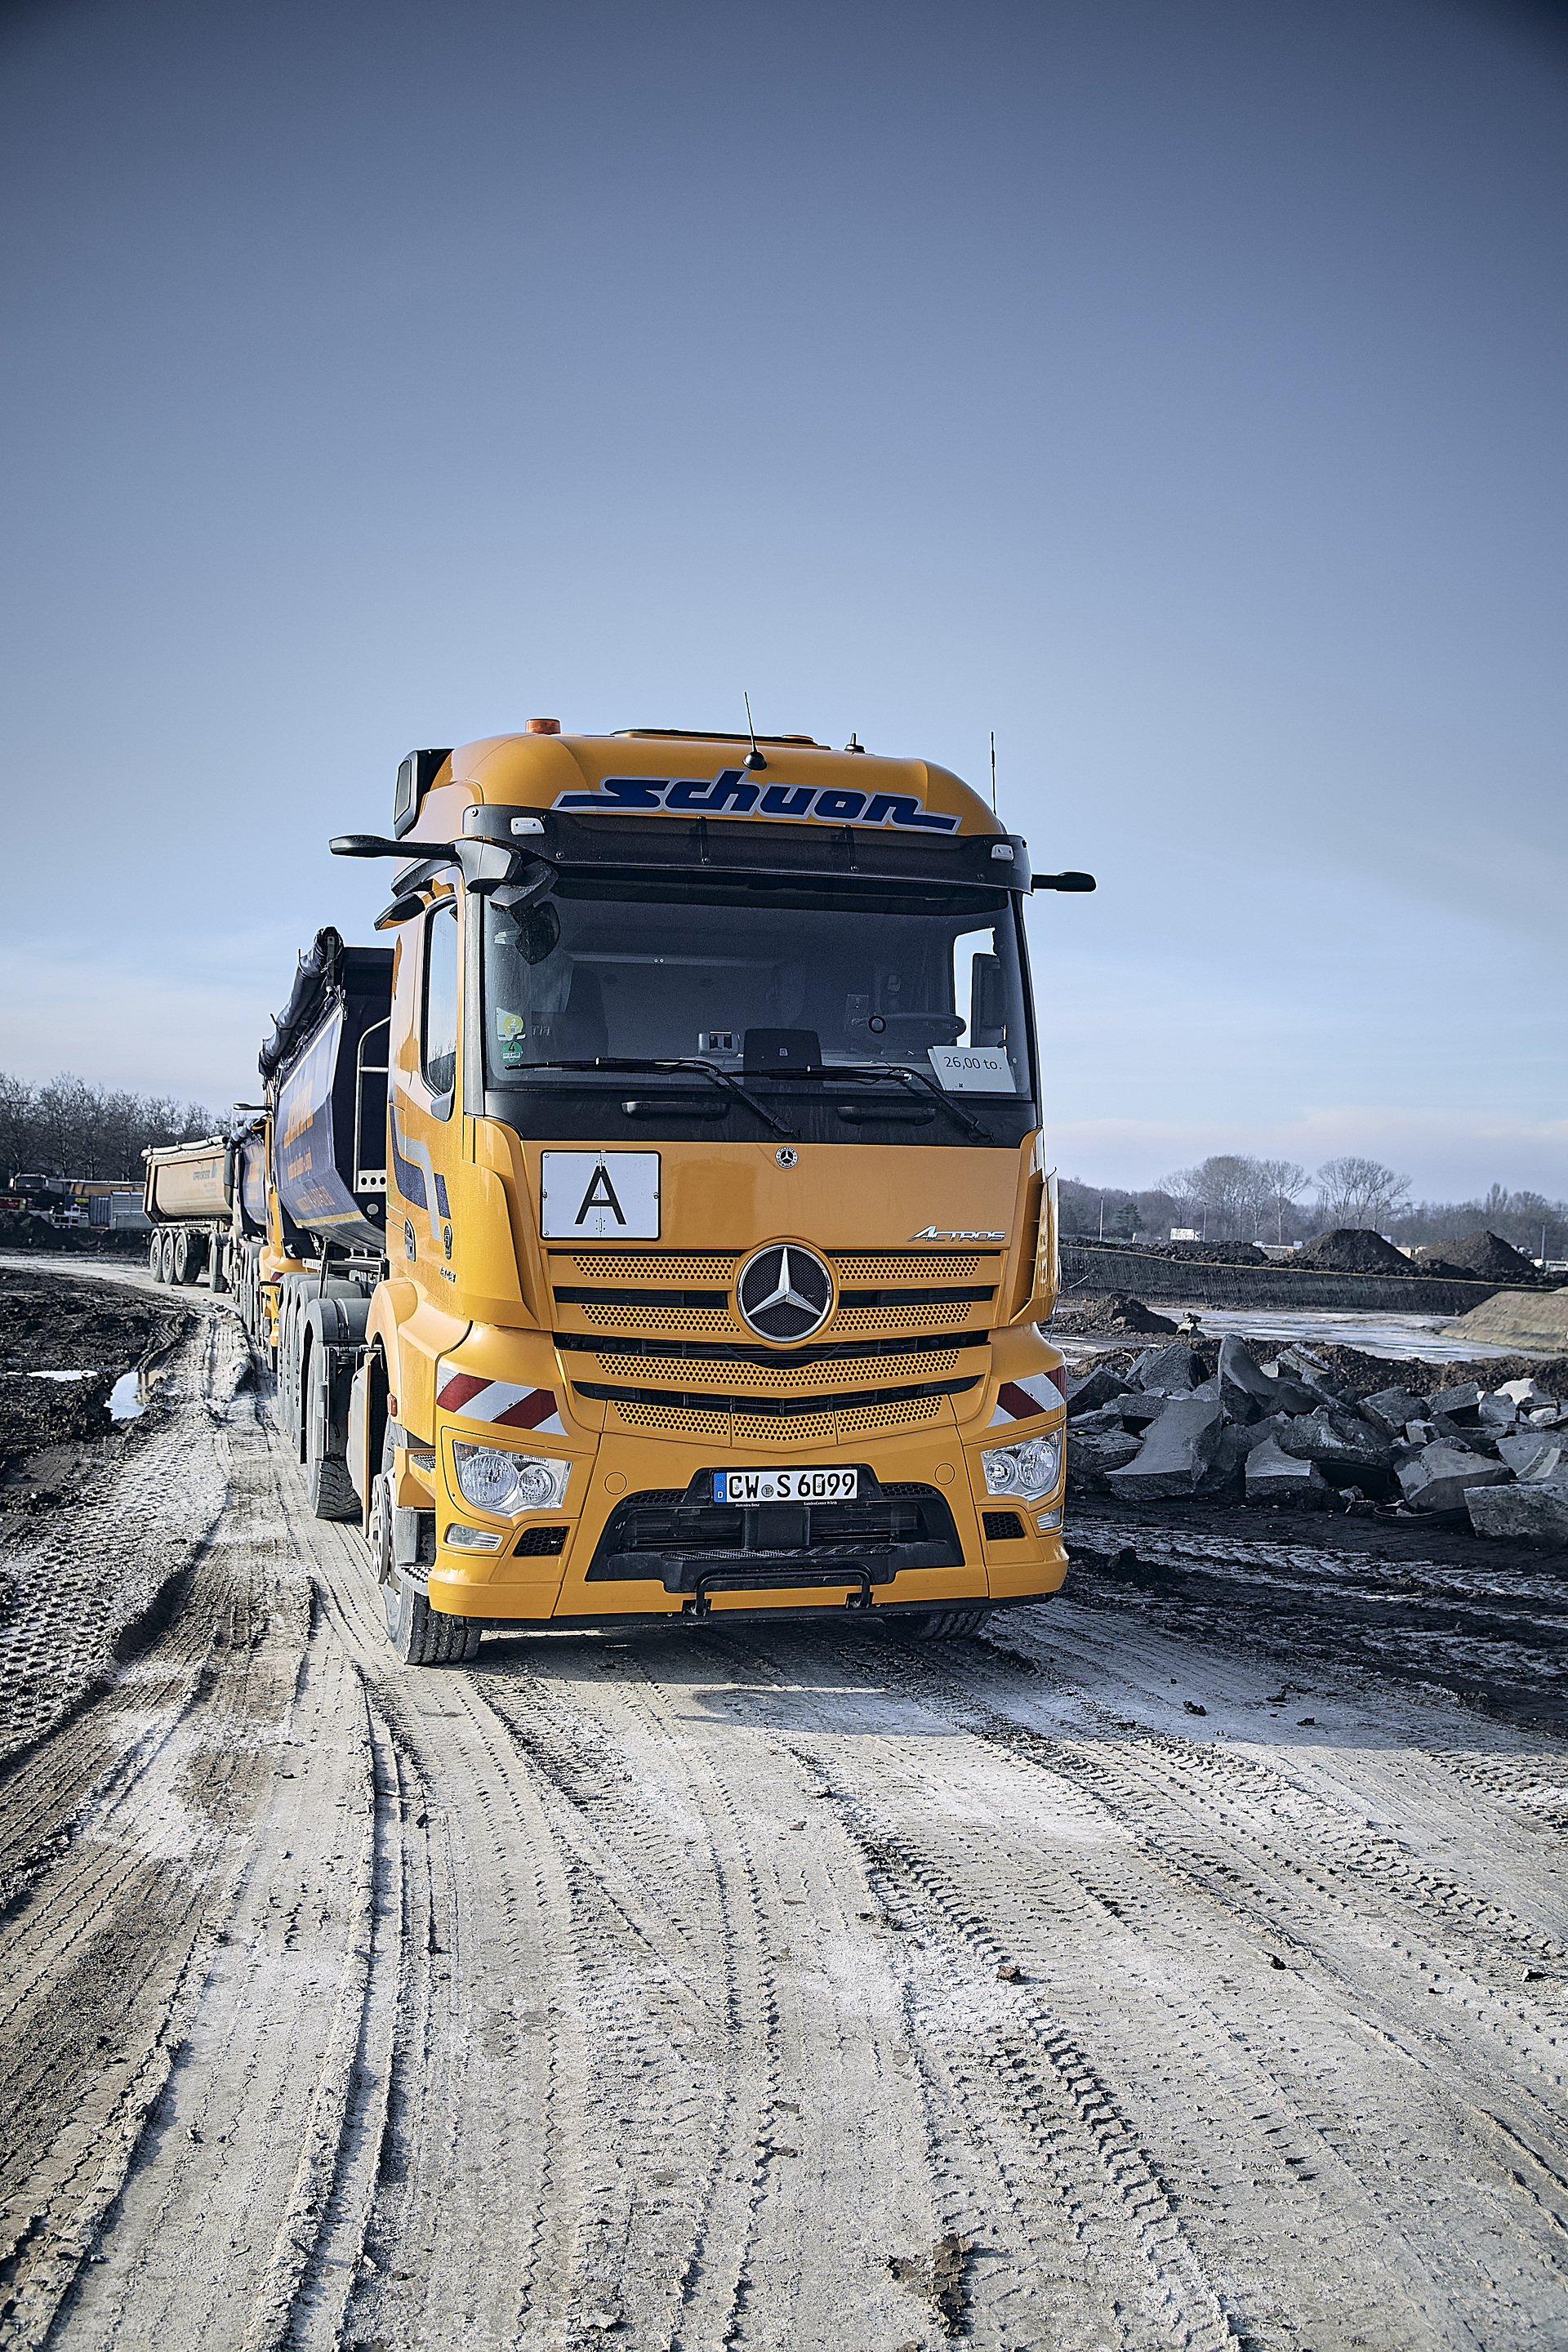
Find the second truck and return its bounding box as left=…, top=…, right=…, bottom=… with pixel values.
left=221, top=722, right=1094, bottom=1662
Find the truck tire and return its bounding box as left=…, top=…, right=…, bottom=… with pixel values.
left=383, top=1570, right=483, bottom=1665
left=898, top=1607, right=991, bottom=1641
left=149, top=1232, right=167, bottom=1282
left=174, top=1227, right=207, bottom=1285
left=158, top=1228, right=176, bottom=1284
left=306, top=1432, right=359, bottom=1521
left=369, top=1423, right=479, bottom=1664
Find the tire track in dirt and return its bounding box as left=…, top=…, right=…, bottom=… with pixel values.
left=3, top=1263, right=1567, bottom=2351
left=697, top=1615, right=1568, bottom=2347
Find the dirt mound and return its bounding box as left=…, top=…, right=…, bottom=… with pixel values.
left=1296, top=1227, right=1414, bottom=1276
left=1415, top=1229, right=1539, bottom=1281
left=1303, top=1343, right=1568, bottom=1401
left=1050, top=1294, right=1178, bottom=1337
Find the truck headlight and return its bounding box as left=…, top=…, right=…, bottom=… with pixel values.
left=452, top=1442, right=571, bottom=1516
left=982, top=1430, right=1062, bottom=1502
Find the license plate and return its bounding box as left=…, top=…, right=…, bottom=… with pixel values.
left=714, top=1468, right=859, bottom=1503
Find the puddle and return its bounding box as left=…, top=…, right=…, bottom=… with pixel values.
left=109, top=1370, right=145, bottom=1423
left=3, top=1368, right=94, bottom=1382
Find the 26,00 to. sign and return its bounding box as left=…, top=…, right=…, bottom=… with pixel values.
left=713, top=1468, right=860, bottom=1502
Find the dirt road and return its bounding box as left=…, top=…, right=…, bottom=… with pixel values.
left=2, top=1269, right=1566, bottom=2350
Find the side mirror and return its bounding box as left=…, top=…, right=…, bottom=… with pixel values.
left=374, top=893, right=427, bottom=932
left=330, top=834, right=409, bottom=859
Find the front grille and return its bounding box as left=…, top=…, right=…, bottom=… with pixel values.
left=550, top=1248, right=1000, bottom=1435
left=834, top=1301, right=978, bottom=1334
left=982, top=1511, right=1024, bottom=1541
left=586, top=1476, right=964, bottom=1591
left=593, top=1350, right=962, bottom=1391
left=829, top=1251, right=996, bottom=1281
left=837, top=1285, right=996, bottom=1308
left=617, top=1403, right=735, bottom=1438
left=553, top=1329, right=986, bottom=1374
left=575, top=1376, right=979, bottom=1419
left=515, top=1524, right=569, bottom=1555
left=573, top=1303, right=737, bottom=1334
left=555, top=1251, right=742, bottom=1281
left=554, top=1285, right=730, bottom=1310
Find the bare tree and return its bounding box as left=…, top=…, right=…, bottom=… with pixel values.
left=0, top=1072, right=220, bottom=1185
left=1315, top=1155, right=1412, bottom=1230
left=1256, top=1157, right=1309, bottom=1245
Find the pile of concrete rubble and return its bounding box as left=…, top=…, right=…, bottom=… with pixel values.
left=1067, top=1335, right=1568, bottom=1544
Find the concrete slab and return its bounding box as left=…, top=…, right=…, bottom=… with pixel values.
left=1106, top=1397, right=1223, bottom=1500
left=1397, top=1444, right=1509, bottom=1514
left=1465, top=1477, right=1568, bottom=1547
left=1245, top=1436, right=1331, bottom=1506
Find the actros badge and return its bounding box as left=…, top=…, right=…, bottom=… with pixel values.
left=737, top=1243, right=833, bottom=1343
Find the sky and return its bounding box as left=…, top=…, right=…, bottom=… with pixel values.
left=1, top=0, right=1563, bottom=1199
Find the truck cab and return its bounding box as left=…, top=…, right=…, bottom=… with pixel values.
left=332, top=726, right=1085, bottom=1661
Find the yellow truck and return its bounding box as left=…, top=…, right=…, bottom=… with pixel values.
left=246, top=724, right=1094, bottom=1662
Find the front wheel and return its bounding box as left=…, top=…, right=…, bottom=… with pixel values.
left=898, top=1607, right=991, bottom=1641
left=383, top=1567, right=481, bottom=1665
left=370, top=1423, right=479, bottom=1665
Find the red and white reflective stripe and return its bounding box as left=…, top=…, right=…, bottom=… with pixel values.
left=989, top=1369, right=1067, bottom=1428
left=436, top=1370, right=565, bottom=1435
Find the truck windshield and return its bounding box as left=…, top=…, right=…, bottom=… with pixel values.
left=482, top=875, right=1035, bottom=1099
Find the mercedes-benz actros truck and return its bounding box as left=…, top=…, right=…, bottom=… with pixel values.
left=230, top=723, right=1094, bottom=1663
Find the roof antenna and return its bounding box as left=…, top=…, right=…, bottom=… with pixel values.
left=742, top=692, right=768, bottom=772
left=990, top=730, right=998, bottom=817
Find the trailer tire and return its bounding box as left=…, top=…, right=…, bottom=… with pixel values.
left=383, top=1570, right=481, bottom=1665
left=158, top=1229, right=176, bottom=1285
left=173, top=1227, right=207, bottom=1285
left=898, top=1607, right=991, bottom=1641
left=306, top=1438, right=359, bottom=1521
left=149, top=1232, right=167, bottom=1282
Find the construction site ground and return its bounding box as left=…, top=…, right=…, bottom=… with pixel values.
left=1, top=1258, right=1565, bottom=2352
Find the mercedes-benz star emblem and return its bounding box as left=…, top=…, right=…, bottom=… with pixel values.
left=737, top=1243, right=834, bottom=1343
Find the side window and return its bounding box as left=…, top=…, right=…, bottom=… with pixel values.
left=421, top=899, right=459, bottom=1105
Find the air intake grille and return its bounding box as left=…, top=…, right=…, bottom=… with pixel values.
left=829, top=1252, right=992, bottom=1281
left=515, top=1524, right=569, bottom=1556
left=557, top=1251, right=742, bottom=1281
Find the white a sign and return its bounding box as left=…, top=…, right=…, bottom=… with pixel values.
left=541, top=1152, right=661, bottom=1239
left=928, top=1045, right=1013, bottom=1093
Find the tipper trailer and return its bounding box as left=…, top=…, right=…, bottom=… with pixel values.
left=231, top=724, right=1094, bottom=1663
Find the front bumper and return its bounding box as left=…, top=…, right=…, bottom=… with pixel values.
left=418, top=1416, right=1067, bottom=1621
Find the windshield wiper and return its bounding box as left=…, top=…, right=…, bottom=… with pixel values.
left=507, top=1058, right=795, bottom=1138
left=818, top=1062, right=996, bottom=1142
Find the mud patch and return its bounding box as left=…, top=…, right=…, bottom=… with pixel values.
left=1068, top=1495, right=1568, bottom=1735
left=889, top=2231, right=972, bottom=2336
left=0, top=1267, right=190, bottom=1493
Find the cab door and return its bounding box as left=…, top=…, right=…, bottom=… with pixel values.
left=387, top=891, right=467, bottom=1439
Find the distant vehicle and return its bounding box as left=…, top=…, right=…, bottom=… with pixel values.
left=8, top=1173, right=88, bottom=1227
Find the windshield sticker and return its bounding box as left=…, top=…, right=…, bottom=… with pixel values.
left=552, top=768, right=960, bottom=834
left=928, top=1045, right=1013, bottom=1092
left=497, top=1008, right=528, bottom=1068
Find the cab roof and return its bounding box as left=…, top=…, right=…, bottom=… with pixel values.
left=403, top=728, right=1002, bottom=849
